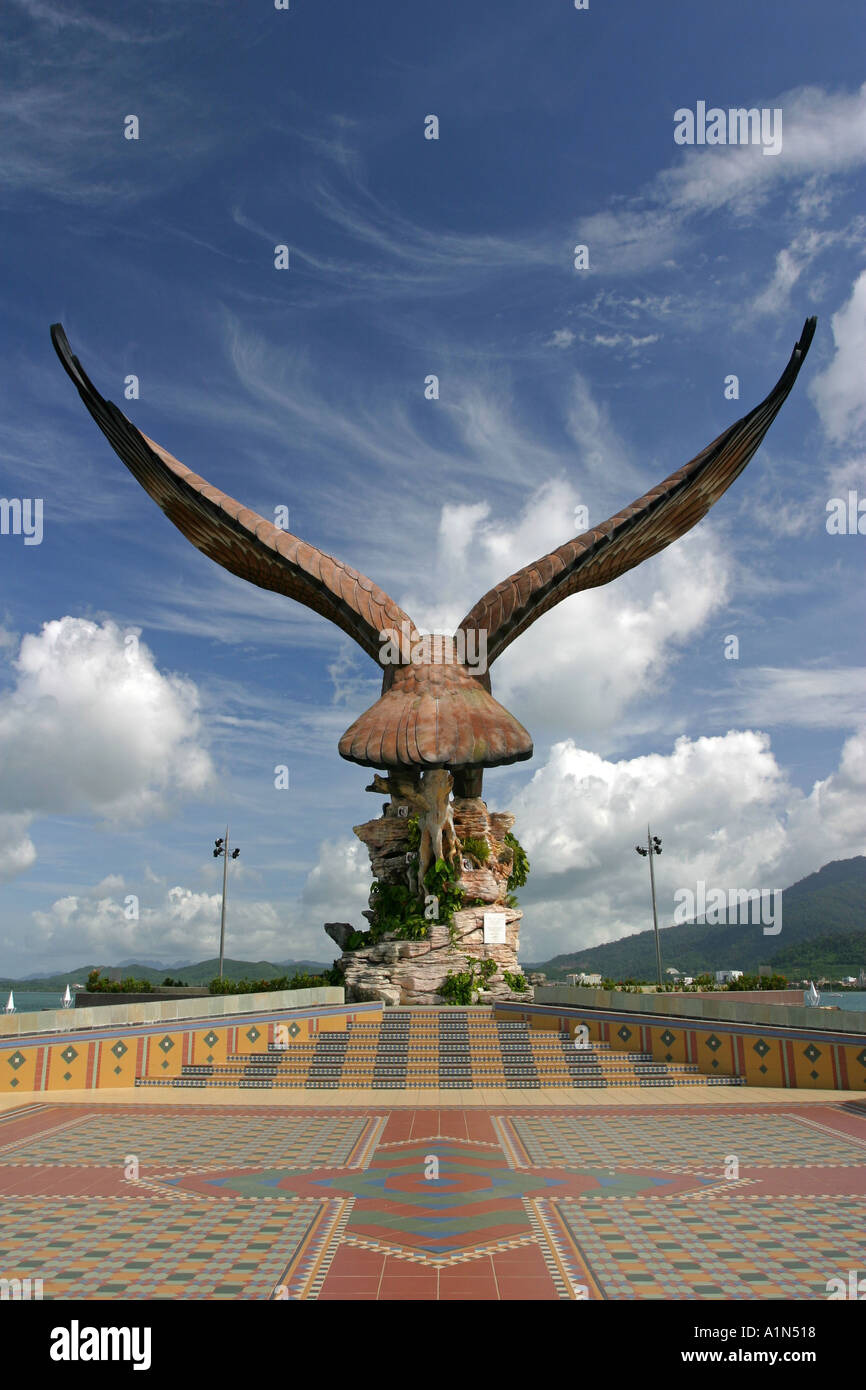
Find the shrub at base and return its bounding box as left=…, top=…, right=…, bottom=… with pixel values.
left=439, top=956, right=498, bottom=1005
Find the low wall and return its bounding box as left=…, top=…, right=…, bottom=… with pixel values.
left=497, top=994, right=866, bottom=1090
left=75, top=989, right=210, bottom=1008
left=676, top=989, right=803, bottom=1005
left=580, top=987, right=803, bottom=1004
left=0, top=986, right=345, bottom=1040
left=535, top=984, right=866, bottom=1034
left=0, top=991, right=382, bottom=1094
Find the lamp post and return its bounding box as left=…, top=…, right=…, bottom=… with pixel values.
left=213, top=827, right=240, bottom=980
left=635, top=826, right=663, bottom=988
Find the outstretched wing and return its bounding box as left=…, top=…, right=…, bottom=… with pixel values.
left=51, top=324, right=416, bottom=664
left=459, top=317, right=816, bottom=666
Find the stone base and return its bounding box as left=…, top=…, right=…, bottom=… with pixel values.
left=335, top=907, right=528, bottom=1007
left=335, top=787, right=531, bottom=1006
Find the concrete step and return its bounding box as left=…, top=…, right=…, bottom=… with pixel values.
left=177, top=1063, right=704, bottom=1082
left=136, top=1073, right=747, bottom=1091
left=139, top=1013, right=733, bottom=1090
left=229, top=1047, right=656, bottom=1064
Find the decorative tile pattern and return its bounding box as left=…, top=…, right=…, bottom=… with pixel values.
left=496, top=1002, right=866, bottom=1092
left=498, top=1112, right=866, bottom=1170
left=0, top=1112, right=379, bottom=1170
left=548, top=1196, right=866, bottom=1300
left=0, top=1100, right=862, bottom=1300
left=0, top=1197, right=336, bottom=1299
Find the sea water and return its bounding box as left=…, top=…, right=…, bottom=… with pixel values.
left=2, top=990, right=74, bottom=1013
left=807, top=990, right=866, bottom=1012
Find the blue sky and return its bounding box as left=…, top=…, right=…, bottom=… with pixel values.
left=0, top=0, right=864, bottom=974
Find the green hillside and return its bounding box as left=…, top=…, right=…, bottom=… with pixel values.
left=0, top=957, right=332, bottom=992
left=769, top=930, right=866, bottom=979
left=525, top=856, right=866, bottom=981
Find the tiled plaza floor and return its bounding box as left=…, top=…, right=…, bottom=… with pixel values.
left=0, top=1097, right=863, bottom=1299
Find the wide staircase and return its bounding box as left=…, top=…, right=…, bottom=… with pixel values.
left=135, top=1008, right=745, bottom=1091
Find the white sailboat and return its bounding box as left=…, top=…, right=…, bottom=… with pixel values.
left=62, top=985, right=72, bottom=1009
left=4, top=991, right=14, bottom=1014
left=807, top=980, right=820, bottom=1006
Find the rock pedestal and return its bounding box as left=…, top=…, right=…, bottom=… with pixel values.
left=336, top=910, right=524, bottom=1007
left=325, top=789, right=530, bottom=1006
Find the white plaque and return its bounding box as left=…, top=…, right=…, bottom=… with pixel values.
left=483, top=912, right=507, bottom=945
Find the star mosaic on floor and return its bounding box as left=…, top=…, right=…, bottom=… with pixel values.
left=0, top=1101, right=862, bottom=1298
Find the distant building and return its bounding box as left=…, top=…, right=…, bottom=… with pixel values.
left=568, top=972, right=602, bottom=986
left=665, top=967, right=681, bottom=977
left=715, top=969, right=743, bottom=985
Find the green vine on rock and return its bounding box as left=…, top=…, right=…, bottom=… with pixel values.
left=423, top=857, right=464, bottom=926
left=439, top=956, right=498, bottom=1005
left=344, top=879, right=430, bottom=951
left=460, top=835, right=490, bottom=865
left=505, top=831, right=529, bottom=893
left=503, top=969, right=529, bottom=993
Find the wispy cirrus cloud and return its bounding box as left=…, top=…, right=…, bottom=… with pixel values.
left=229, top=146, right=565, bottom=303
left=0, top=2, right=233, bottom=207
left=751, top=220, right=866, bottom=318
left=8, top=0, right=175, bottom=43
left=575, top=83, right=866, bottom=274
left=711, top=666, right=866, bottom=730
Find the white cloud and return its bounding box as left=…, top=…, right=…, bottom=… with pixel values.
left=546, top=329, right=575, bottom=349
left=591, top=332, right=660, bottom=349
left=810, top=270, right=866, bottom=444
left=0, top=618, right=214, bottom=878
left=0, top=813, right=37, bottom=885
left=22, top=836, right=372, bottom=967
left=577, top=83, right=866, bottom=273
left=511, top=726, right=866, bottom=960
left=300, top=838, right=371, bottom=918
left=828, top=456, right=866, bottom=496
left=27, top=884, right=284, bottom=965
left=751, top=229, right=826, bottom=318
left=403, top=480, right=731, bottom=741
left=497, top=530, right=729, bottom=740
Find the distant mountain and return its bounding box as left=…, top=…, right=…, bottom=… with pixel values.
left=0, top=957, right=333, bottom=991
left=525, top=857, right=866, bottom=981
left=114, top=957, right=195, bottom=970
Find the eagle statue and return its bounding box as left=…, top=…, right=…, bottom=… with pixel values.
left=51, top=318, right=816, bottom=886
